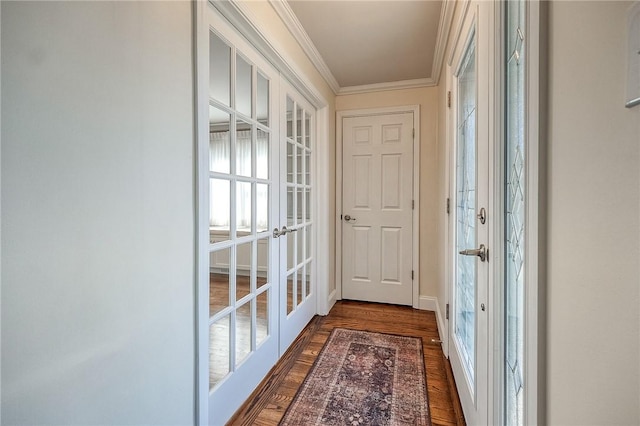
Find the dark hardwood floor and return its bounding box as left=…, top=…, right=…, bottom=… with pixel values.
left=228, top=300, right=466, bottom=426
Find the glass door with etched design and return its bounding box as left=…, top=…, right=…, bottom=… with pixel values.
left=278, top=82, right=316, bottom=354
left=205, top=23, right=280, bottom=423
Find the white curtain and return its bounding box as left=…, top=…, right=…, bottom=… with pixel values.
left=209, top=130, right=268, bottom=231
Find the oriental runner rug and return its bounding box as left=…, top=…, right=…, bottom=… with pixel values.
left=279, top=328, right=431, bottom=425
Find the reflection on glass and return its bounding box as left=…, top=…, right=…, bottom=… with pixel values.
left=297, top=147, right=304, bottom=184
left=236, top=242, right=252, bottom=301
left=305, top=189, right=311, bottom=221
left=305, top=112, right=311, bottom=148
left=256, top=290, right=268, bottom=346
left=236, top=54, right=252, bottom=117
left=286, top=142, right=294, bottom=183
left=256, top=184, right=268, bottom=233
left=287, top=187, right=294, bottom=227
left=257, top=238, right=269, bottom=289
left=305, top=150, right=310, bottom=185
left=210, top=179, right=230, bottom=242
left=287, top=272, right=295, bottom=314
left=210, top=32, right=230, bottom=106
left=297, top=227, right=304, bottom=267
left=286, top=97, right=294, bottom=138
left=209, top=315, right=230, bottom=389
left=257, top=72, right=269, bottom=126
left=209, top=247, right=230, bottom=317
left=236, top=120, right=252, bottom=177
left=236, top=181, right=252, bottom=233
left=297, top=188, right=303, bottom=224
left=256, top=129, right=269, bottom=180
left=287, top=231, right=294, bottom=271
left=296, top=106, right=303, bottom=144
left=306, top=225, right=312, bottom=261
left=209, top=106, right=230, bottom=174
left=236, top=301, right=252, bottom=366
left=305, top=261, right=312, bottom=299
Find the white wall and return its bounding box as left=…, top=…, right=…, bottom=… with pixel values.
left=1, top=2, right=195, bottom=424
left=546, top=1, right=640, bottom=424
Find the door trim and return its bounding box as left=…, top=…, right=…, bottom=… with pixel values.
left=335, top=105, right=420, bottom=309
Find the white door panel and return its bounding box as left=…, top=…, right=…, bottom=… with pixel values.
left=342, top=113, right=413, bottom=306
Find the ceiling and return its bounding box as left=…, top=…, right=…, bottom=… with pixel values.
left=283, top=0, right=451, bottom=93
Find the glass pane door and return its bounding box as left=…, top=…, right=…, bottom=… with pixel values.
left=207, top=27, right=278, bottom=423
left=505, top=0, right=526, bottom=424
left=455, top=36, right=477, bottom=384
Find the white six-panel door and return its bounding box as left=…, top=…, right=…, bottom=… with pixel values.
left=342, top=112, right=414, bottom=306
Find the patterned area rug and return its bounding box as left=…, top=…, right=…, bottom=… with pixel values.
left=280, top=328, right=431, bottom=425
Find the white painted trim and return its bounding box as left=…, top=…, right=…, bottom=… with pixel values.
left=338, top=78, right=436, bottom=95
left=418, top=296, right=448, bottom=353
left=335, top=105, right=420, bottom=309
left=212, top=0, right=328, bottom=109
left=447, top=0, right=472, bottom=67
left=432, top=0, right=456, bottom=85
left=268, top=0, right=340, bottom=94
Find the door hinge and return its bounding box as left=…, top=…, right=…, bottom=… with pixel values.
left=411, top=270, right=414, bottom=280
left=412, top=200, right=415, bottom=210
left=447, top=91, right=451, bottom=108
left=412, top=128, right=415, bottom=139
left=446, top=303, right=450, bottom=320
left=446, top=198, right=450, bottom=215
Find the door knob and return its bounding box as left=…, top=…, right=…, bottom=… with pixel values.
left=459, top=244, right=487, bottom=262
left=344, top=215, right=356, bottom=222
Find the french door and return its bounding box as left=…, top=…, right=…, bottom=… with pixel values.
left=200, top=5, right=316, bottom=425
left=449, top=2, right=490, bottom=425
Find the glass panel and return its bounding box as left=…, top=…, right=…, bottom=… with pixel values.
left=305, top=149, right=311, bottom=185
left=455, top=36, right=477, bottom=384
left=286, top=142, right=294, bottom=183
left=297, top=226, right=304, bottom=267
left=287, top=272, right=295, bottom=314
left=236, top=120, right=252, bottom=178
left=286, top=97, right=294, bottom=139
left=256, top=183, right=268, bottom=233
left=305, top=112, right=311, bottom=148
left=305, top=188, right=311, bottom=222
left=296, top=105, right=303, bottom=144
left=257, top=238, right=269, bottom=289
left=235, top=301, right=252, bottom=366
left=505, top=1, right=526, bottom=424
left=236, top=54, right=252, bottom=117
left=209, top=106, right=230, bottom=174
left=256, top=290, right=268, bottom=346
left=210, top=179, right=230, bottom=242
left=257, top=72, right=269, bottom=126
left=296, top=188, right=303, bottom=225
left=296, top=147, right=303, bottom=184
left=209, top=314, right=230, bottom=389
left=296, top=270, right=303, bottom=306
left=236, top=181, right=252, bottom=233
left=306, top=225, right=312, bottom=261
left=209, top=32, right=230, bottom=106
left=236, top=242, right=251, bottom=301
left=287, top=230, right=295, bottom=271
left=305, top=261, right=312, bottom=299
left=256, top=129, right=269, bottom=180
left=287, top=187, right=294, bottom=227
left=209, top=247, right=230, bottom=317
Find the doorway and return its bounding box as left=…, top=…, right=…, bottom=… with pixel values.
left=337, top=107, right=420, bottom=307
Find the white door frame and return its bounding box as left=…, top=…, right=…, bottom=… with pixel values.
left=335, top=105, right=420, bottom=309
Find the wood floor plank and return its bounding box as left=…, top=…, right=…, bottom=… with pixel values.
left=228, top=300, right=465, bottom=426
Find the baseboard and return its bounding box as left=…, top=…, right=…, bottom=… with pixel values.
left=418, top=295, right=448, bottom=358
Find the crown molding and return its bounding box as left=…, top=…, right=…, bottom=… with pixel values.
left=338, top=78, right=437, bottom=96
left=269, top=0, right=341, bottom=95
left=432, top=0, right=456, bottom=85
left=448, top=0, right=472, bottom=67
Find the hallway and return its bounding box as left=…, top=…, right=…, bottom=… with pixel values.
left=229, top=301, right=465, bottom=426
